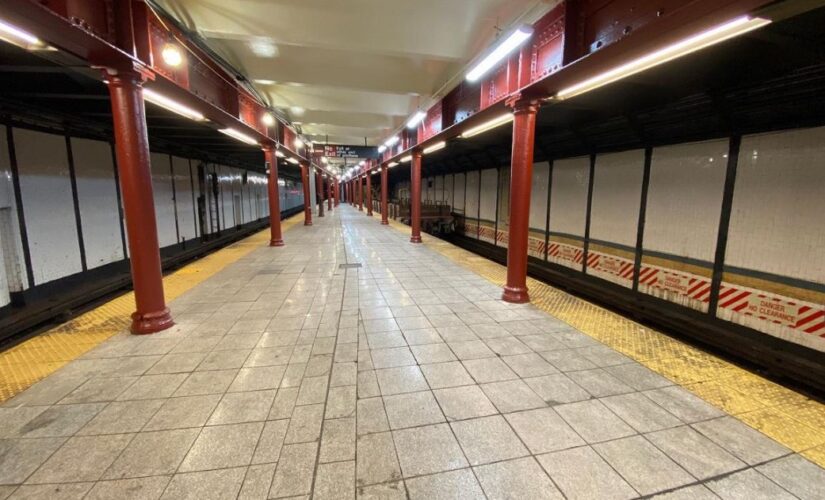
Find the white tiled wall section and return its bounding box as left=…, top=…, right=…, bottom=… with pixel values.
left=549, top=156, right=590, bottom=238
left=645, top=139, right=728, bottom=263
left=727, top=127, right=825, bottom=283
left=15, top=129, right=82, bottom=285
left=529, top=162, right=550, bottom=232
left=590, top=150, right=645, bottom=248
left=71, top=138, right=123, bottom=269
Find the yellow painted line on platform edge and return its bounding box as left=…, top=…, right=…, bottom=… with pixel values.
left=0, top=213, right=304, bottom=402
left=379, top=213, right=825, bottom=466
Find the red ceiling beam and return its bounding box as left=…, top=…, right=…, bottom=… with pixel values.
left=383, top=0, right=777, bottom=165
left=0, top=0, right=309, bottom=161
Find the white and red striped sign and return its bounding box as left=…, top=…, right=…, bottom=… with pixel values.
left=718, top=284, right=824, bottom=336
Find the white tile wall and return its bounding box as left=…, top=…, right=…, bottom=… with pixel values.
left=728, top=127, right=825, bottom=283
left=549, top=156, right=590, bottom=238
left=589, top=149, right=645, bottom=247
left=645, top=139, right=728, bottom=263
left=15, top=129, right=82, bottom=284
left=71, top=138, right=124, bottom=269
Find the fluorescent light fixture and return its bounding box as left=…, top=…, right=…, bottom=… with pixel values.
left=294, top=138, right=304, bottom=148
left=249, top=37, right=278, bottom=58
left=275, top=150, right=285, bottom=158
left=466, top=25, right=533, bottom=82
left=378, top=145, right=387, bottom=153
left=388, top=161, right=399, bottom=167
left=359, top=161, right=365, bottom=167
left=0, top=19, right=52, bottom=50
left=161, top=43, right=183, bottom=67
left=219, top=128, right=258, bottom=145
left=287, top=158, right=299, bottom=165
left=423, top=141, right=445, bottom=154
left=321, top=157, right=328, bottom=164
left=143, top=88, right=205, bottom=121
left=407, top=111, right=427, bottom=129
left=290, top=106, right=305, bottom=116
left=460, top=113, right=513, bottom=139
left=254, top=79, right=276, bottom=85
left=400, top=155, right=412, bottom=163
left=262, top=112, right=275, bottom=127
left=557, top=16, right=771, bottom=100
left=384, top=136, right=399, bottom=147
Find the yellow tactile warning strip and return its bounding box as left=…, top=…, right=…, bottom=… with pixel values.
left=381, top=214, right=825, bottom=467
left=0, top=214, right=304, bottom=402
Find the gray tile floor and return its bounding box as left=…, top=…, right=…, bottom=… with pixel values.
left=1, top=206, right=824, bottom=499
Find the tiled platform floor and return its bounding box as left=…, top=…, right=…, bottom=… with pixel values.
left=1, top=206, right=823, bottom=499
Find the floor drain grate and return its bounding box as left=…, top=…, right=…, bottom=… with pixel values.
left=339, top=263, right=362, bottom=269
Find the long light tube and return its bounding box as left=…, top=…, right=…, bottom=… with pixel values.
left=0, top=19, right=52, bottom=50
left=423, top=141, right=446, bottom=154
left=384, top=136, right=399, bottom=148
left=388, top=161, right=399, bottom=167
left=400, top=155, right=412, bottom=163
left=287, top=158, right=299, bottom=165
left=275, top=150, right=285, bottom=158
left=466, top=25, right=533, bottom=82
left=219, top=128, right=258, bottom=145
left=460, top=113, right=513, bottom=139
left=407, top=111, right=427, bottom=129
left=143, top=88, right=205, bottom=121
left=378, top=145, right=387, bottom=153
left=557, top=16, right=771, bottom=100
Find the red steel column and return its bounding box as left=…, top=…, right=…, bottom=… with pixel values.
left=410, top=150, right=423, bottom=243
left=327, top=178, right=333, bottom=211
left=107, top=71, right=174, bottom=334
left=264, top=145, right=284, bottom=247
left=502, top=98, right=540, bottom=303
left=316, top=170, right=324, bottom=217
left=380, top=163, right=389, bottom=225
left=334, top=181, right=339, bottom=207
left=358, top=176, right=364, bottom=211
left=366, top=170, right=373, bottom=216
left=300, top=160, right=313, bottom=226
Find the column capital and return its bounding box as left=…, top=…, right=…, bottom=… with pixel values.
left=505, top=94, right=541, bottom=114
left=412, top=149, right=423, bottom=159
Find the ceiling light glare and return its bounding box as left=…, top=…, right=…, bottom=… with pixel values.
left=249, top=37, right=278, bottom=58
left=161, top=43, right=183, bottom=67
left=254, top=79, right=276, bottom=85
left=262, top=112, right=275, bottom=127
left=378, top=145, right=387, bottom=153
left=384, top=136, right=399, bottom=147
left=400, top=155, right=412, bottom=163
left=275, top=150, right=285, bottom=158
left=287, top=158, right=299, bottom=164
left=388, top=161, right=399, bottom=167
left=294, top=138, right=304, bottom=149
left=466, top=25, right=533, bottom=82
left=0, top=19, right=52, bottom=50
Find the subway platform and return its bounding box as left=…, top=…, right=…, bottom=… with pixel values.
left=0, top=206, right=823, bottom=500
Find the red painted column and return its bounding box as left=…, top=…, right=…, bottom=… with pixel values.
left=264, top=145, right=284, bottom=247
left=334, top=181, right=339, bottom=207
left=327, top=177, right=333, bottom=211
left=316, top=170, right=324, bottom=217
left=502, top=98, right=540, bottom=303
left=107, top=71, right=174, bottom=334
left=358, top=176, right=364, bottom=211
left=410, top=150, right=423, bottom=243
left=381, top=163, right=389, bottom=225
left=349, top=181, right=354, bottom=206
left=300, top=160, right=313, bottom=226
left=366, top=170, right=373, bottom=216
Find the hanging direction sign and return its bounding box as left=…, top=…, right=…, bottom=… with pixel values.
left=313, top=144, right=379, bottom=159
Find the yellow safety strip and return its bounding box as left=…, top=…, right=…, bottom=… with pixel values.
left=0, top=214, right=303, bottom=402
left=379, top=214, right=825, bottom=467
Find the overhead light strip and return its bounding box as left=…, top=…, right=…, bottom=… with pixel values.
left=388, top=161, right=399, bottom=167
left=461, top=113, right=513, bottom=139
left=218, top=128, right=259, bottom=145
left=287, top=158, right=299, bottom=165
left=466, top=25, right=533, bottom=82
left=143, top=88, right=205, bottom=121
left=423, top=141, right=446, bottom=155
left=0, top=19, right=53, bottom=50
left=407, top=111, right=427, bottom=129
left=557, top=15, right=771, bottom=100
left=400, top=155, right=412, bottom=163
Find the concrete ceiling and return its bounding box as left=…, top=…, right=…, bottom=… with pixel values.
left=155, top=0, right=552, bottom=146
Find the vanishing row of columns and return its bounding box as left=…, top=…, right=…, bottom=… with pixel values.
left=339, top=97, right=538, bottom=304
left=110, top=71, right=537, bottom=337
